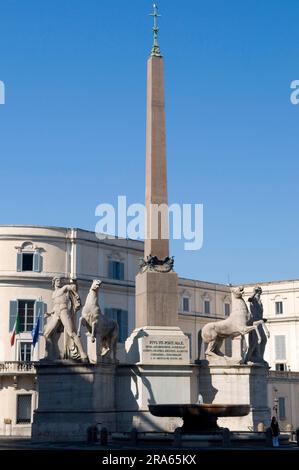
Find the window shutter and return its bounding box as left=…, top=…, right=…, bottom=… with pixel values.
left=33, top=252, right=42, bottom=272
left=16, top=253, right=22, bottom=272
left=105, top=308, right=117, bottom=321
left=185, top=333, right=192, bottom=359
left=9, top=300, right=18, bottom=331
left=275, top=301, right=283, bottom=315
left=225, top=338, right=232, bottom=357
left=118, top=310, right=128, bottom=343
left=275, top=335, right=286, bottom=360
left=119, top=263, right=125, bottom=281
left=41, top=303, right=46, bottom=332
left=104, top=307, right=111, bottom=318
left=105, top=308, right=126, bottom=342
left=108, top=261, right=114, bottom=279
left=225, top=303, right=230, bottom=316
left=183, top=298, right=189, bottom=312
left=34, top=301, right=45, bottom=332
left=204, top=300, right=210, bottom=315
left=278, top=397, right=286, bottom=420
left=112, top=308, right=118, bottom=321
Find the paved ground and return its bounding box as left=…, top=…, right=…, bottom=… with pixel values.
left=0, top=437, right=115, bottom=450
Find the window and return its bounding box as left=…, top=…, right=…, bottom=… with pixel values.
left=105, top=308, right=128, bottom=343
left=198, top=330, right=207, bottom=360
left=275, top=301, right=283, bottom=315
left=204, top=300, right=210, bottom=315
left=278, top=397, right=286, bottom=421
left=224, top=303, right=230, bottom=317
left=18, top=301, right=35, bottom=333
left=9, top=300, right=44, bottom=334
left=185, top=333, right=192, bottom=360
left=183, top=297, right=190, bottom=312
left=22, top=253, right=33, bottom=271
left=275, top=335, right=286, bottom=361
left=16, top=395, right=32, bottom=424
left=17, top=251, right=42, bottom=273
left=19, top=342, right=32, bottom=362
left=224, top=338, right=232, bottom=357
left=275, top=363, right=287, bottom=372
left=108, top=261, right=124, bottom=280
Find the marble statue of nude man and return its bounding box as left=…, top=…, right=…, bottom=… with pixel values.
left=44, top=276, right=88, bottom=362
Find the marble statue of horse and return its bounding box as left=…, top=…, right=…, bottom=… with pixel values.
left=201, top=286, right=269, bottom=362
left=77, top=279, right=119, bottom=361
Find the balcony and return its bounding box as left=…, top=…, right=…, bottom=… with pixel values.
left=0, top=361, right=36, bottom=375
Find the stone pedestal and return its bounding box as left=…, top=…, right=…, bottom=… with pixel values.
left=116, top=326, right=192, bottom=432
left=32, top=362, right=116, bottom=441
left=198, top=364, right=271, bottom=431
left=135, top=271, right=179, bottom=328
left=116, top=364, right=194, bottom=432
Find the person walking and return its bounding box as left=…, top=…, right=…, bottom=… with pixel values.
left=271, top=416, right=280, bottom=447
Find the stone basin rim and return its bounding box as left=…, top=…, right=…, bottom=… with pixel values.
left=149, top=404, right=251, bottom=418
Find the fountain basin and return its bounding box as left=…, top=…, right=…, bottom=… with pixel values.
left=149, top=404, right=250, bottom=433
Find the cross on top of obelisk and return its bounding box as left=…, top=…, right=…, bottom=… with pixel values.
left=149, top=3, right=162, bottom=57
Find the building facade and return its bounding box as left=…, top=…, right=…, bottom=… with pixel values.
left=0, top=225, right=298, bottom=435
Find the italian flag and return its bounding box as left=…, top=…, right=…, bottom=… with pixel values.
left=10, top=313, right=20, bottom=346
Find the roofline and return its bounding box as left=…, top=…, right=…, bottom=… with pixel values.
left=0, top=224, right=70, bottom=230
left=239, top=278, right=299, bottom=287
left=178, top=276, right=230, bottom=288
left=0, top=224, right=144, bottom=246
left=0, top=226, right=297, bottom=286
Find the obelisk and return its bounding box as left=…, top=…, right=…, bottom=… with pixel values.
left=144, top=7, right=168, bottom=260
left=135, top=5, right=178, bottom=329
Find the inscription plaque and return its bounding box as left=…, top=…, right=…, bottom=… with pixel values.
left=140, top=335, right=189, bottom=364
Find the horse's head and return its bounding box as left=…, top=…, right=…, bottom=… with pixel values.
left=232, top=286, right=244, bottom=299
left=91, top=279, right=103, bottom=292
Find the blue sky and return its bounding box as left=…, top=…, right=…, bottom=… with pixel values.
left=0, top=0, right=299, bottom=284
